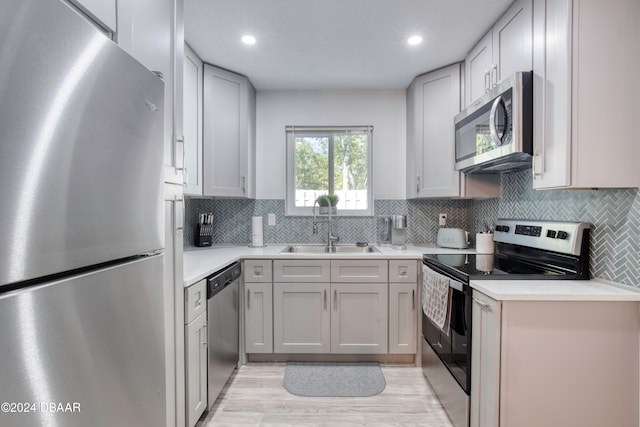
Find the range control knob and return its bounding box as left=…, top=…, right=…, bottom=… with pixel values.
left=556, top=231, right=569, bottom=240
left=546, top=230, right=557, bottom=238
left=496, top=225, right=510, bottom=233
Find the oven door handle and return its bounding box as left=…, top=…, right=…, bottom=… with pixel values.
left=448, top=279, right=464, bottom=292
left=423, top=263, right=466, bottom=293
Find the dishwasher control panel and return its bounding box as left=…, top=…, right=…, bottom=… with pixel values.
left=207, top=262, right=242, bottom=299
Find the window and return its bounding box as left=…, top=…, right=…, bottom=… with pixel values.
left=286, top=126, right=373, bottom=216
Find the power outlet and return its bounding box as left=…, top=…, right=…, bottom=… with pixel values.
left=438, top=213, right=447, bottom=227
left=268, top=213, right=276, bottom=226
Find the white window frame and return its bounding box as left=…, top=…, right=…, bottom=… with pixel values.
left=285, top=126, right=374, bottom=217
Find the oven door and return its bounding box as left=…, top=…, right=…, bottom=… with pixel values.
left=421, top=263, right=472, bottom=394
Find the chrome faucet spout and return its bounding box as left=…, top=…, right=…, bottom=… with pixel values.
left=312, top=195, right=339, bottom=249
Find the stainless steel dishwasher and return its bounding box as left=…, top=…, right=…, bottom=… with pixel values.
left=206, top=262, right=241, bottom=408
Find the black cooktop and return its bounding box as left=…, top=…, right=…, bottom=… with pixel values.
left=422, top=252, right=578, bottom=283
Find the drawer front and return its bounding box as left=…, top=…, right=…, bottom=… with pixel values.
left=185, top=279, right=207, bottom=324
left=244, top=260, right=273, bottom=283
left=330, top=260, right=388, bottom=283
left=274, top=260, right=331, bottom=283
left=389, top=260, right=418, bottom=283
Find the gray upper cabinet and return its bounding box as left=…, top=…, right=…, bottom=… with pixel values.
left=464, top=0, right=533, bottom=107
left=203, top=65, right=256, bottom=198
left=531, top=0, right=640, bottom=189
left=406, top=64, right=499, bottom=199
left=117, top=0, right=185, bottom=186
left=183, top=44, right=203, bottom=196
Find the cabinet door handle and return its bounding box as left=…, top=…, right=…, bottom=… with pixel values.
left=416, top=175, right=420, bottom=193
left=175, top=136, right=185, bottom=171
left=324, top=289, right=327, bottom=310
left=247, top=289, right=250, bottom=309
left=491, top=64, right=498, bottom=87
left=484, top=70, right=490, bottom=93
left=202, top=324, right=207, bottom=347
left=174, top=197, right=184, bottom=231
left=241, top=176, right=246, bottom=193
left=411, top=289, right=415, bottom=310
left=334, top=290, right=337, bottom=311
left=532, top=151, right=543, bottom=178
left=472, top=296, right=492, bottom=312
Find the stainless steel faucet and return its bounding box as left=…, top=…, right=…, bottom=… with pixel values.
left=312, top=195, right=339, bottom=251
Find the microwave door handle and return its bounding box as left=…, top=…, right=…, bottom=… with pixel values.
left=489, top=96, right=505, bottom=146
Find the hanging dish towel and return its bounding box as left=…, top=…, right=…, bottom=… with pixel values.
left=422, top=265, right=452, bottom=335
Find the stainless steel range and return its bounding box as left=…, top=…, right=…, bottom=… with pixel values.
left=421, top=219, right=591, bottom=427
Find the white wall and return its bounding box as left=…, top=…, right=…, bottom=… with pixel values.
left=256, top=90, right=406, bottom=200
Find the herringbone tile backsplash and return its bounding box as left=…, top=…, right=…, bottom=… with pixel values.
left=469, top=170, right=640, bottom=287
left=185, top=169, right=640, bottom=287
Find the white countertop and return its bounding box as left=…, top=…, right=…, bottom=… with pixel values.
left=183, top=244, right=474, bottom=287
left=183, top=244, right=640, bottom=302
left=470, top=278, right=640, bottom=301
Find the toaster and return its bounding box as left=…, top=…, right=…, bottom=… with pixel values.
left=436, top=228, right=469, bottom=249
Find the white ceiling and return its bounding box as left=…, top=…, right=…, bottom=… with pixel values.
left=185, top=0, right=515, bottom=90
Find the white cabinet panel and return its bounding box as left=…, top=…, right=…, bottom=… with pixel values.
left=330, top=283, right=388, bottom=354
left=203, top=65, right=255, bottom=197
left=118, top=0, right=184, bottom=186
left=389, top=260, right=418, bottom=283
left=470, top=291, right=501, bottom=427
left=407, top=64, right=499, bottom=199
left=471, top=290, right=640, bottom=426
left=388, top=283, right=417, bottom=354
left=274, top=260, right=330, bottom=283
left=273, top=282, right=331, bottom=353
left=244, top=260, right=273, bottom=283
left=184, top=279, right=206, bottom=324
left=183, top=44, right=203, bottom=195
left=184, top=312, right=207, bottom=427
left=331, top=260, right=387, bottom=283
left=492, top=0, right=532, bottom=86
left=465, top=31, right=493, bottom=106
left=532, top=0, right=640, bottom=189
left=464, top=0, right=533, bottom=107
left=244, top=282, right=273, bottom=353
left=165, top=186, right=184, bottom=427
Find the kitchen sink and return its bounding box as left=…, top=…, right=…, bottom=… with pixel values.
left=280, top=245, right=380, bottom=254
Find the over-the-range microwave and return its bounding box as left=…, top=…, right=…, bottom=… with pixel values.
left=454, top=71, right=533, bottom=174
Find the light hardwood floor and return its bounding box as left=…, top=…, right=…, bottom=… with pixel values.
left=197, top=363, right=454, bottom=426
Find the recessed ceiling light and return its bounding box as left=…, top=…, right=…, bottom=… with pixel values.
left=407, top=35, right=423, bottom=46
left=241, top=35, right=256, bottom=45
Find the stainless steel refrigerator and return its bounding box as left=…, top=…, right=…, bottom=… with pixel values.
left=0, top=1, right=166, bottom=426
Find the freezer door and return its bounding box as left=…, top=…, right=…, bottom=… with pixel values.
left=0, top=0, right=164, bottom=287
left=0, top=255, right=165, bottom=427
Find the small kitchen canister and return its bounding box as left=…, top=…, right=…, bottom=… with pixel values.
left=476, top=232, right=495, bottom=254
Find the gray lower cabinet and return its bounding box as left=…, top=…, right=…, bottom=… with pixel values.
left=272, top=260, right=391, bottom=354
left=273, top=282, right=331, bottom=353
left=244, top=260, right=273, bottom=354
left=244, top=282, right=273, bottom=353
left=388, top=283, right=417, bottom=354
left=388, top=260, right=418, bottom=354
left=184, top=279, right=207, bottom=427
left=470, top=291, right=502, bottom=427
left=331, top=283, right=388, bottom=354
left=471, top=290, right=640, bottom=426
